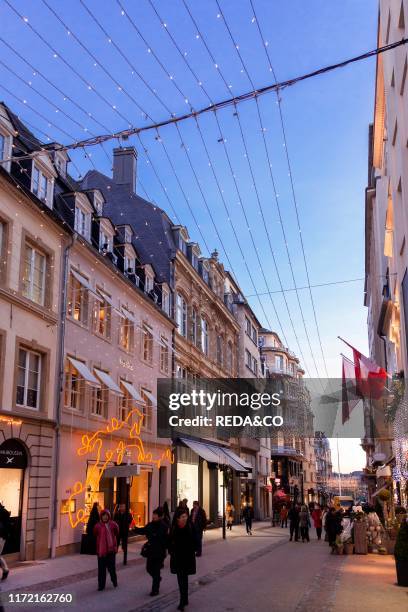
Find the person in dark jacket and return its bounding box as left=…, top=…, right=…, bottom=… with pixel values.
left=168, top=508, right=197, bottom=611
left=299, top=505, right=311, bottom=542
left=288, top=504, right=300, bottom=542
left=84, top=502, right=100, bottom=555
left=134, top=507, right=168, bottom=596
left=93, top=509, right=119, bottom=591
left=162, top=501, right=171, bottom=530
left=325, top=507, right=343, bottom=552
left=190, top=501, right=207, bottom=556
left=113, top=503, right=132, bottom=551
left=0, top=503, right=10, bottom=580
left=242, top=504, right=254, bottom=535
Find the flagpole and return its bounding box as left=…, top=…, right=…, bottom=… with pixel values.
left=336, top=435, right=342, bottom=496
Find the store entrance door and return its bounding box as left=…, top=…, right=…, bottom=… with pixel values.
left=0, top=439, right=28, bottom=554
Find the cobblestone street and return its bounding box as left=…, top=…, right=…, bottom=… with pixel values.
left=1, top=523, right=406, bottom=612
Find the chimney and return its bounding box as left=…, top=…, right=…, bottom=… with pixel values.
left=112, top=147, right=137, bottom=192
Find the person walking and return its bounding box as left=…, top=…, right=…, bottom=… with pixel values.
left=162, top=500, right=172, bottom=530
left=0, top=503, right=10, bottom=581
left=325, top=507, right=343, bottom=553
left=93, top=509, right=119, bottom=591
left=311, top=504, right=323, bottom=540
left=288, top=503, right=300, bottom=542
left=242, top=504, right=254, bottom=535
left=299, top=505, right=311, bottom=542
left=83, top=502, right=99, bottom=555
left=226, top=503, right=235, bottom=530
left=190, top=501, right=207, bottom=556
left=280, top=504, right=288, bottom=528
left=168, top=508, right=197, bottom=611
left=113, top=503, right=132, bottom=552
left=134, top=507, right=168, bottom=596
left=321, top=505, right=329, bottom=541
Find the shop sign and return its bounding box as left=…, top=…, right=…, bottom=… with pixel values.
left=0, top=439, right=28, bottom=469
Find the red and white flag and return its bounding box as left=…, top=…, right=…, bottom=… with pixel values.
left=339, top=337, right=387, bottom=401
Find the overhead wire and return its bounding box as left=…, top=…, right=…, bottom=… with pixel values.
left=248, top=0, right=331, bottom=378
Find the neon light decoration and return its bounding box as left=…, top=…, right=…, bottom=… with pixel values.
left=0, top=415, right=23, bottom=426
left=68, top=407, right=174, bottom=528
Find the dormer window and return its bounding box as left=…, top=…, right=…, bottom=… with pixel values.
left=31, top=163, right=53, bottom=207
left=53, top=150, right=69, bottom=177
left=145, top=268, right=154, bottom=293
left=74, top=202, right=91, bottom=240
left=93, top=192, right=104, bottom=217
left=100, top=231, right=112, bottom=252
left=0, top=131, right=12, bottom=172
left=124, top=226, right=132, bottom=243
left=161, top=285, right=170, bottom=315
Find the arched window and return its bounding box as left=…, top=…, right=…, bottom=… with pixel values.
left=201, top=317, right=209, bottom=355
left=176, top=293, right=188, bottom=338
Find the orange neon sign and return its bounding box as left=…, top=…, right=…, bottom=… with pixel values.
left=0, top=415, right=23, bottom=426
left=68, top=408, right=174, bottom=528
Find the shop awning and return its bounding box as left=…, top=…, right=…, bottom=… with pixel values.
left=97, top=288, right=115, bottom=308
left=94, top=369, right=123, bottom=395
left=104, top=464, right=141, bottom=478
left=142, top=389, right=157, bottom=406
left=121, top=380, right=145, bottom=403
left=121, top=306, right=137, bottom=323
left=179, top=438, right=250, bottom=473
left=67, top=356, right=100, bottom=386
left=71, top=268, right=103, bottom=301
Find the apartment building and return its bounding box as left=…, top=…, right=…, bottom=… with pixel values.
left=364, top=0, right=408, bottom=504
left=0, top=103, right=71, bottom=560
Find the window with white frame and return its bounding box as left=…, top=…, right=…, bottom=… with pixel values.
left=16, top=348, right=41, bottom=409
left=31, top=164, right=53, bottom=207
left=64, top=359, right=83, bottom=410
left=67, top=271, right=89, bottom=326
left=140, top=387, right=153, bottom=431
left=176, top=293, right=188, bottom=338
left=124, top=226, right=132, bottom=243
left=275, top=355, right=284, bottom=371
left=245, top=349, right=252, bottom=370
left=201, top=317, right=209, bottom=355
left=94, top=291, right=111, bottom=339
left=91, top=382, right=108, bottom=417
left=142, top=323, right=153, bottom=363
left=22, top=243, right=46, bottom=306
left=144, top=269, right=154, bottom=293
left=160, top=335, right=169, bottom=374
left=119, top=313, right=134, bottom=353
left=161, top=287, right=170, bottom=316
left=0, top=131, right=12, bottom=172
left=125, top=254, right=135, bottom=274
left=74, top=205, right=91, bottom=240
left=120, top=381, right=132, bottom=421
left=252, top=356, right=258, bottom=375
left=100, top=230, right=113, bottom=252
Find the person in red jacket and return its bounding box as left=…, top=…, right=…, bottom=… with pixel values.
left=311, top=504, right=323, bottom=540
left=93, top=509, right=119, bottom=591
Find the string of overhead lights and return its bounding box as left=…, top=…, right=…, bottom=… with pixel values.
left=248, top=0, right=331, bottom=379
left=0, top=0, right=396, bottom=368
left=214, top=0, right=323, bottom=379
left=1, top=32, right=402, bottom=154
left=163, top=0, right=310, bottom=368
left=143, top=0, right=290, bottom=346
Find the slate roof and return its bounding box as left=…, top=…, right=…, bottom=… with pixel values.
left=80, top=170, right=176, bottom=284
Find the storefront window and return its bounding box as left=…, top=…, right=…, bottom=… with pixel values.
left=129, top=470, right=149, bottom=527
left=177, top=463, right=199, bottom=507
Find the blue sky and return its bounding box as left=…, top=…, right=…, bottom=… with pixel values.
left=1, top=0, right=378, bottom=470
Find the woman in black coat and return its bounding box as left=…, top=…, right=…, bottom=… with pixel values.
left=134, top=507, right=168, bottom=596
left=325, top=508, right=343, bottom=551
left=168, top=508, right=197, bottom=611
left=84, top=502, right=100, bottom=554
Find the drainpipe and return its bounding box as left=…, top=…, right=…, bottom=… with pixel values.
left=51, top=234, right=74, bottom=558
